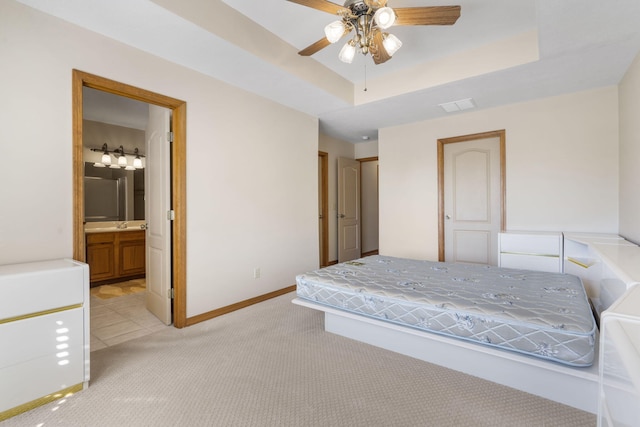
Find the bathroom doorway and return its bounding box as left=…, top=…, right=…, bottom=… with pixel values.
left=72, top=70, right=187, bottom=329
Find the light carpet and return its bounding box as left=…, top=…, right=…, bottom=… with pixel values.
left=4, top=293, right=595, bottom=426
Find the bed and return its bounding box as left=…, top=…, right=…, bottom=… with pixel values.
left=294, top=255, right=600, bottom=413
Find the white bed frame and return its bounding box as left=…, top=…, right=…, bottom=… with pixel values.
left=294, top=235, right=640, bottom=415
left=292, top=297, right=600, bottom=413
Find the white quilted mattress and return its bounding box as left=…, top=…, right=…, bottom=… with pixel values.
left=296, top=256, right=597, bottom=367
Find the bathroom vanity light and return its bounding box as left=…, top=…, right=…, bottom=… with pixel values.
left=117, top=146, right=128, bottom=168
left=133, top=148, right=143, bottom=169
left=91, top=143, right=145, bottom=169
left=93, top=144, right=112, bottom=167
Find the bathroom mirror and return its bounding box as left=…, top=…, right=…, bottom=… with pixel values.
left=82, top=88, right=148, bottom=223
left=84, top=163, right=145, bottom=222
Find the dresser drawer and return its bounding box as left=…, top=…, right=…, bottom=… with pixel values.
left=499, top=232, right=562, bottom=256
left=0, top=308, right=85, bottom=413
left=499, top=253, right=562, bottom=273
left=0, top=260, right=86, bottom=320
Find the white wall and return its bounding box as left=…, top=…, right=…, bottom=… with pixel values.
left=318, top=133, right=354, bottom=262
left=355, top=140, right=379, bottom=159
left=379, top=87, right=620, bottom=261
left=0, top=0, right=319, bottom=318
left=619, top=51, right=640, bottom=245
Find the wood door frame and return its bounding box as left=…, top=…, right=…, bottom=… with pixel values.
left=72, top=70, right=188, bottom=328
left=437, top=130, right=506, bottom=262
left=318, top=151, right=329, bottom=267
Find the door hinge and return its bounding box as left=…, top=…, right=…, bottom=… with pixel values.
left=168, top=288, right=174, bottom=299
left=167, top=210, right=175, bottom=221
left=167, top=131, right=174, bottom=143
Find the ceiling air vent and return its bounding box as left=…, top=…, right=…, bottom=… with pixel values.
left=438, top=98, right=476, bottom=113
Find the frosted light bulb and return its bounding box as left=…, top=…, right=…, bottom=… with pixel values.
left=374, top=7, right=396, bottom=29
left=339, top=42, right=356, bottom=63
left=324, top=20, right=346, bottom=43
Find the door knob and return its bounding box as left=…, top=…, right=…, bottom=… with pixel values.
left=445, top=214, right=451, bottom=220
left=339, top=213, right=345, bottom=218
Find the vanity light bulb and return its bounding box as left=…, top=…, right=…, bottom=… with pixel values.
left=118, top=155, right=127, bottom=167
left=101, top=153, right=112, bottom=166
left=133, top=157, right=143, bottom=169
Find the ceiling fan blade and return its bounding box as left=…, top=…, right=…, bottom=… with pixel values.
left=364, top=0, right=387, bottom=8
left=370, top=29, right=392, bottom=65
left=298, top=27, right=352, bottom=56
left=287, top=0, right=347, bottom=15
left=394, top=6, right=461, bottom=26
left=298, top=38, right=333, bottom=56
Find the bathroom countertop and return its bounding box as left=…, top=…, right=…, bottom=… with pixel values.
left=84, top=221, right=146, bottom=234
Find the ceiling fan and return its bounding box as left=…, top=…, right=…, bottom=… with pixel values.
left=288, top=0, right=461, bottom=65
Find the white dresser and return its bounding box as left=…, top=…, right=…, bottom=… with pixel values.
left=498, top=231, right=563, bottom=273
left=0, top=259, right=90, bottom=421
left=598, top=285, right=640, bottom=427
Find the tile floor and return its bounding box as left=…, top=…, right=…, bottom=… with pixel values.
left=90, top=288, right=168, bottom=351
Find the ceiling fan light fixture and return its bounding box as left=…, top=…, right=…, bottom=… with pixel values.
left=382, top=33, right=402, bottom=56
left=324, top=20, right=346, bottom=43
left=373, top=7, right=396, bottom=29
left=339, top=40, right=356, bottom=63
left=292, top=1, right=461, bottom=66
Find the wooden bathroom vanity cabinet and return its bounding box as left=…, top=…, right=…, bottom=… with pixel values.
left=86, top=229, right=146, bottom=284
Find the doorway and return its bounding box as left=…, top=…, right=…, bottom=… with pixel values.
left=359, top=157, right=379, bottom=257
left=318, top=152, right=328, bottom=267
left=72, top=70, right=188, bottom=328
left=437, top=130, right=506, bottom=264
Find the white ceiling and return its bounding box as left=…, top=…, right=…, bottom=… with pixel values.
left=18, top=0, right=640, bottom=143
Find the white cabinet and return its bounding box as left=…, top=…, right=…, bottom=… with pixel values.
left=0, top=259, right=90, bottom=421
left=598, top=285, right=640, bottom=427
left=563, top=233, right=640, bottom=313
left=498, top=231, right=563, bottom=273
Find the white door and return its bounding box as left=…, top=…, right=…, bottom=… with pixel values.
left=338, top=157, right=361, bottom=262
left=145, top=105, right=172, bottom=325
left=444, top=137, right=501, bottom=265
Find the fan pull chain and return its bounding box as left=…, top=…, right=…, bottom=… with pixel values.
left=363, top=62, right=368, bottom=92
